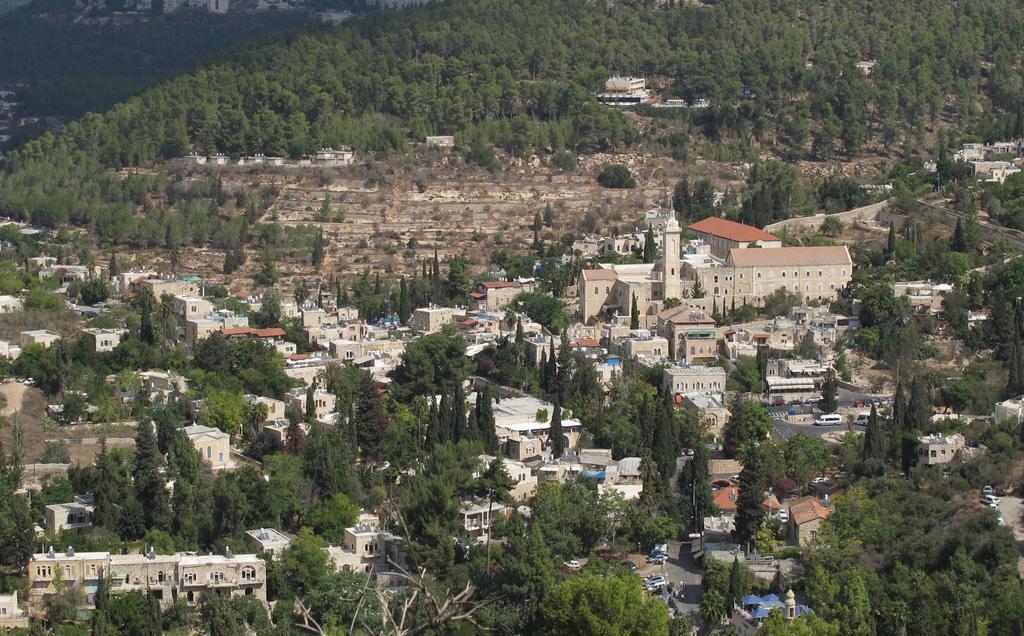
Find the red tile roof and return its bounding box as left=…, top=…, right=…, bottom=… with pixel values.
left=253, top=327, right=286, bottom=338
left=713, top=486, right=740, bottom=512
left=687, top=217, right=781, bottom=243
left=222, top=327, right=254, bottom=336
left=469, top=291, right=487, bottom=299
left=789, top=496, right=831, bottom=525
left=573, top=338, right=602, bottom=348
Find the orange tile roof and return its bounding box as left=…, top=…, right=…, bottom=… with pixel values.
left=688, top=217, right=781, bottom=243
left=727, top=245, right=852, bottom=267
left=253, top=327, right=286, bottom=338
left=573, top=338, right=602, bottom=348
left=713, top=486, right=740, bottom=512
left=789, top=496, right=831, bottom=525
left=656, top=304, right=715, bottom=324
left=222, top=327, right=254, bottom=336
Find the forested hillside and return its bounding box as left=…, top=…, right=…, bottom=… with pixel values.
left=3, top=0, right=1024, bottom=236
left=0, top=9, right=309, bottom=119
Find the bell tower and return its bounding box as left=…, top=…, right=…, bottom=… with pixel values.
left=662, top=215, right=682, bottom=300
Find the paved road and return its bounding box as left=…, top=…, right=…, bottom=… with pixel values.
left=996, top=495, right=1024, bottom=577
left=633, top=541, right=703, bottom=620
left=769, top=388, right=883, bottom=441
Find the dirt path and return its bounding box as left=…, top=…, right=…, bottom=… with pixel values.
left=0, top=381, right=27, bottom=416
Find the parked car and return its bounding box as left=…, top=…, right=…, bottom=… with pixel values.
left=563, top=560, right=581, bottom=570
left=814, top=414, right=843, bottom=426
left=983, top=485, right=993, bottom=496
left=647, top=554, right=667, bottom=564
left=620, top=560, right=638, bottom=571
left=981, top=494, right=1000, bottom=506
left=778, top=509, right=789, bottom=522
left=995, top=486, right=1007, bottom=497
left=644, top=576, right=666, bottom=590
left=853, top=413, right=871, bottom=426
left=770, top=396, right=786, bottom=407
left=805, top=395, right=824, bottom=404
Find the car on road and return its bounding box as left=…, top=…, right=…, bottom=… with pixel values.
left=853, top=413, right=870, bottom=426
left=563, top=560, right=581, bottom=570
left=769, top=396, right=786, bottom=407
left=813, top=414, right=843, bottom=426
left=647, top=554, right=668, bottom=564
left=805, top=395, right=824, bottom=404
left=981, top=494, right=1000, bottom=506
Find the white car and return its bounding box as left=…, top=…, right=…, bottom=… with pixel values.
left=563, top=560, right=581, bottom=570
left=805, top=395, right=824, bottom=404
left=981, top=494, right=1000, bottom=506
left=778, top=509, right=789, bottom=522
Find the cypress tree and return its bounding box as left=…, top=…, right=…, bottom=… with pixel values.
left=907, top=375, right=931, bottom=431
left=887, top=222, right=897, bottom=257
left=305, top=380, right=317, bottom=424
left=451, top=382, right=467, bottom=442
left=515, top=317, right=524, bottom=344
left=547, top=338, right=558, bottom=396
left=398, top=278, right=412, bottom=324
left=133, top=420, right=170, bottom=530
left=951, top=218, right=967, bottom=252
left=436, top=390, right=452, bottom=444
left=861, top=404, right=884, bottom=461
left=890, top=378, right=906, bottom=462
left=734, top=444, right=767, bottom=547
left=139, top=287, right=156, bottom=345
left=108, top=251, right=119, bottom=277
left=630, top=293, right=640, bottom=329
left=643, top=224, right=656, bottom=263
left=728, top=556, right=745, bottom=606
left=539, top=349, right=549, bottom=392
left=478, top=389, right=499, bottom=453
left=549, top=399, right=565, bottom=459
left=653, top=395, right=677, bottom=484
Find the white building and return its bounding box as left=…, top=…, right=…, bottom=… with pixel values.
left=596, top=76, right=651, bottom=106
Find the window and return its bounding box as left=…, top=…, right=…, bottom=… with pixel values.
left=241, top=567, right=257, bottom=581
left=818, top=270, right=823, bottom=277
left=781, top=272, right=786, bottom=278
left=713, top=275, right=719, bottom=283
left=757, top=272, right=761, bottom=279
left=793, top=270, right=799, bottom=277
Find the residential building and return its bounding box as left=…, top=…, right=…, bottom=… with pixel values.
left=250, top=396, right=287, bottom=422
left=459, top=501, right=509, bottom=541
left=425, top=135, right=455, bottom=147
left=44, top=495, right=94, bottom=534
left=312, top=147, right=354, bottom=166
left=662, top=364, right=727, bottom=396
left=468, top=280, right=528, bottom=311
left=686, top=217, right=782, bottom=259
left=690, top=246, right=853, bottom=306
left=596, top=76, right=650, bottom=106
left=141, top=278, right=199, bottom=300
left=409, top=306, right=462, bottom=333
left=0, top=295, right=22, bottom=313
left=0, top=591, right=28, bottom=630
left=20, top=330, right=61, bottom=348
left=27, top=547, right=266, bottom=617
left=81, top=328, right=127, bottom=353
left=245, top=528, right=292, bottom=559
left=787, top=496, right=831, bottom=545
left=619, top=333, right=670, bottom=361
left=655, top=304, right=718, bottom=361
left=324, top=515, right=409, bottom=584
left=994, top=396, right=1024, bottom=424
left=173, top=295, right=215, bottom=319
left=138, top=370, right=188, bottom=402
left=184, top=425, right=234, bottom=471
left=478, top=454, right=536, bottom=502
left=286, top=386, right=337, bottom=421
left=681, top=391, right=729, bottom=438
left=917, top=433, right=966, bottom=466
left=892, top=281, right=952, bottom=315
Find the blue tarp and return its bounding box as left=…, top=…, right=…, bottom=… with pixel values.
left=581, top=470, right=606, bottom=479
left=752, top=607, right=771, bottom=619
left=761, top=593, right=781, bottom=604
left=742, top=594, right=761, bottom=606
